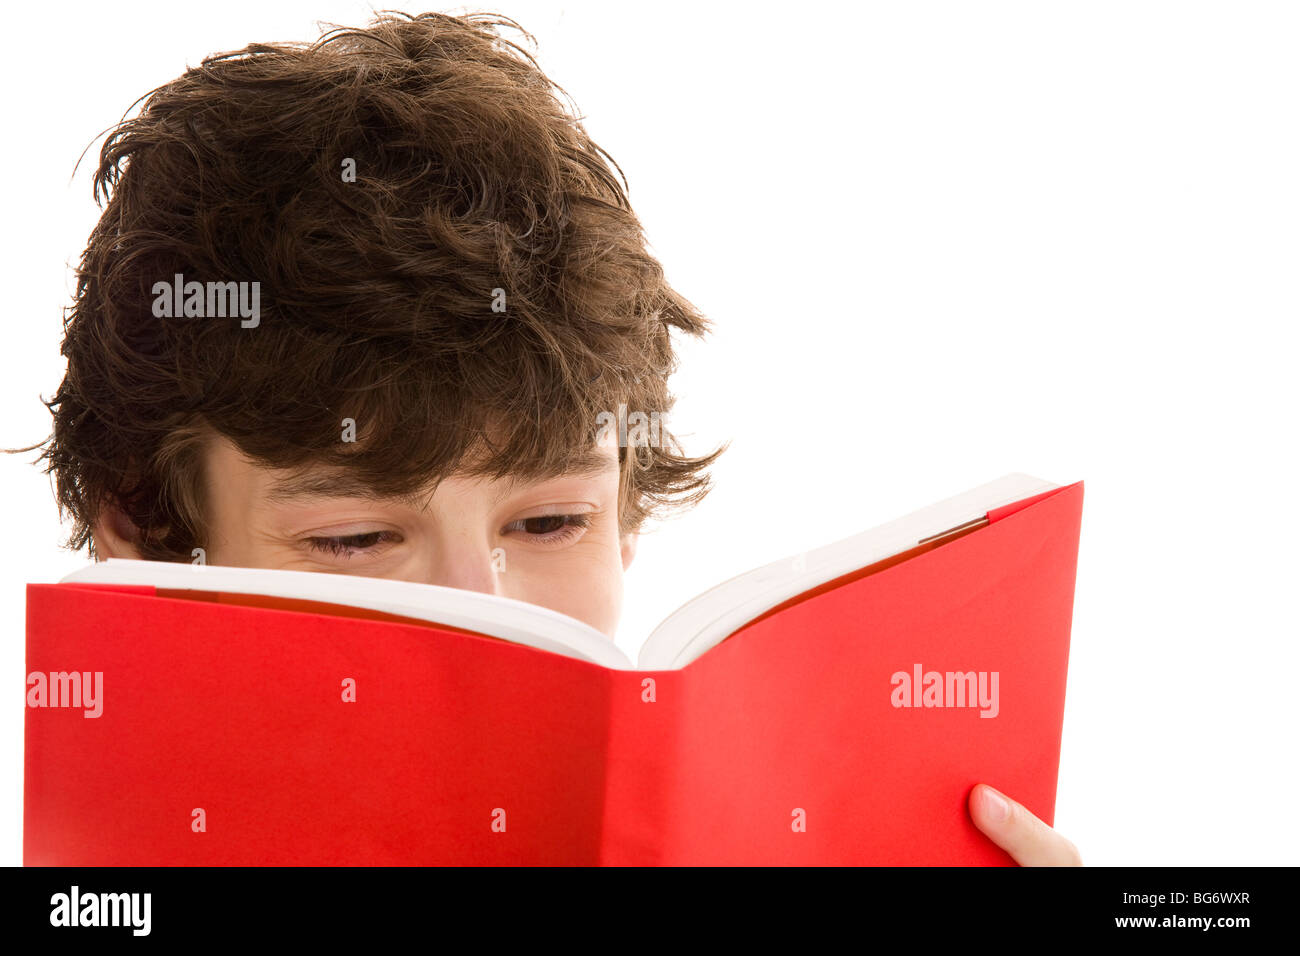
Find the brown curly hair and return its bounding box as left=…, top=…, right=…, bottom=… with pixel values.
left=14, top=10, right=724, bottom=561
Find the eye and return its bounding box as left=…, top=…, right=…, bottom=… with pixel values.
left=501, top=512, right=592, bottom=545
left=305, top=530, right=400, bottom=557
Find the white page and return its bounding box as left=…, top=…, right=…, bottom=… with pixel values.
left=60, top=559, right=634, bottom=670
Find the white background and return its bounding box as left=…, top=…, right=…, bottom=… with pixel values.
left=2, top=0, right=1297, bottom=866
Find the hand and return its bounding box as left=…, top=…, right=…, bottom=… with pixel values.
left=969, top=783, right=1082, bottom=866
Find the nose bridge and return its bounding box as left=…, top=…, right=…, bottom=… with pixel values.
left=428, top=528, right=501, bottom=595
left=414, top=476, right=504, bottom=595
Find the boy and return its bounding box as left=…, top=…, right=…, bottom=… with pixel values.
left=22, top=10, right=1078, bottom=865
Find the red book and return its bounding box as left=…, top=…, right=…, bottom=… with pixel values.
left=24, top=473, right=1083, bottom=865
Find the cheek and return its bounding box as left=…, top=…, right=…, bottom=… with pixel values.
left=507, top=539, right=625, bottom=637
left=561, top=567, right=624, bottom=638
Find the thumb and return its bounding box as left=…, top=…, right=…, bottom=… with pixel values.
left=969, top=784, right=1082, bottom=867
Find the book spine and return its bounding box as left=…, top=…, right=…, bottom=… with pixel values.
left=598, top=669, right=684, bottom=865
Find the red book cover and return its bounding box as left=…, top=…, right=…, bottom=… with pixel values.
left=24, top=478, right=1083, bottom=865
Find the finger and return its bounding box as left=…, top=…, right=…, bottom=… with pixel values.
left=968, top=784, right=1083, bottom=867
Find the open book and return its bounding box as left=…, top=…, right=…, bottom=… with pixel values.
left=24, top=473, right=1084, bottom=865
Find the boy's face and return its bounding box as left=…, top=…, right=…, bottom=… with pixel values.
left=94, top=433, right=635, bottom=638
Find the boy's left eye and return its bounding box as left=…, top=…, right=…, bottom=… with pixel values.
left=501, top=513, right=592, bottom=543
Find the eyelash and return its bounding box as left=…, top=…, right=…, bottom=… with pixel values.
left=304, top=514, right=592, bottom=557
left=502, top=512, right=592, bottom=544
left=305, top=530, right=399, bottom=557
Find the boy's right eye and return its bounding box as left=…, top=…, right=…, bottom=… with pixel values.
left=305, top=530, right=400, bottom=557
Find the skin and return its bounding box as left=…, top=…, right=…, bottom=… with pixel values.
left=91, top=430, right=1081, bottom=866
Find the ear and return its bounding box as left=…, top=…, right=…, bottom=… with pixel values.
left=90, top=500, right=144, bottom=560
left=620, top=531, right=638, bottom=571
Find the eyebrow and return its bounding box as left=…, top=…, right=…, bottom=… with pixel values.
left=263, top=451, right=619, bottom=505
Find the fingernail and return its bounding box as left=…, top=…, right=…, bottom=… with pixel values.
left=981, top=786, right=1011, bottom=823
